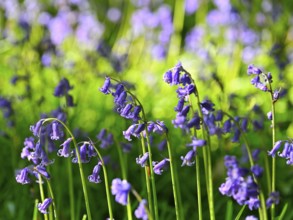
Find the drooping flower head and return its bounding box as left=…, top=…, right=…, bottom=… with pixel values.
left=134, top=199, right=148, bottom=220
left=38, top=198, right=53, bottom=214
left=88, top=161, right=103, bottom=183
left=111, top=178, right=131, bottom=206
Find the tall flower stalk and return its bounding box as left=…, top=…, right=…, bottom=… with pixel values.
left=43, top=118, right=92, bottom=220
left=163, top=62, right=215, bottom=219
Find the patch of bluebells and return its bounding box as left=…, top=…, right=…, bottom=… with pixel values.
left=219, top=155, right=261, bottom=210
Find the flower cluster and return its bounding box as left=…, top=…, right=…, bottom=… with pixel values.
left=219, top=155, right=261, bottom=210
left=247, top=64, right=273, bottom=92
left=96, top=129, right=114, bottom=149
left=268, top=140, right=293, bottom=165
left=100, top=77, right=142, bottom=122
left=0, top=96, right=14, bottom=127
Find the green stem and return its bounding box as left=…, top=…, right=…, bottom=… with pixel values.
left=38, top=175, right=48, bottom=220
left=67, top=156, right=75, bottom=220
left=140, top=135, right=154, bottom=218
left=90, top=141, right=114, bottom=220
left=187, top=72, right=215, bottom=220
left=45, top=179, right=58, bottom=220
left=144, top=130, right=159, bottom=220
left=165, top=134, right=181, bottom=220
left=43, top=118, right=92, bottom=220
left=268, top=83, right=277, bottom=220
left=195, top=155, right=202, bottom=220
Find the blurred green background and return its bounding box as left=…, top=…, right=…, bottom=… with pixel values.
left=1, top=0, right=293, bottom=219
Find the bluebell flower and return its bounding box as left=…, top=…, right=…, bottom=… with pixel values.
left=163, top=70, right=172, bottom=84
left=176, top=84, right=195, bottom=98
left=54, top=78, right=73, bottom=97
left=215, top=110, right=223, bottom=121
left=129, top=106, right=141, bottom=122
left=134, top=199, right=148, bottom=220
left=247, top=64, right=262, bottom=75
left=181, top=150, right=196, bottom=166
left=180, top=73, right=192, bottom=85
left=278, top=142, right=290, bottom=158
left=133, top=124, right=146, bottom=137
left=231, top=129, right=241, bottom=143
left=111, top=178, right=131, bottom=206
left=273, top=89, right=280, bottom=102
left=136, top=152, right=149, bottom=167
left=186, top=137, right=206, bottom=151
left=268, top=140, right=283, bottom=157
left=58, top=138, right=72, bottom=157
left=200, top=100, right=215, bottom=114
left=72, top=143, right=91, bottom=163
left=30, top=119, right=44, bottom=137
left=100, top=77, right=111, bottom=94
left=50, top=121, right=63, bottom=140
left=88, top=161, right=103, bottom=183
left=38, top=198, right=53, bottom=214
left=97, top=129, right=107, bottom=141
left=241, top=118, right=248, bottom=132
left=266, top=191, right=280, bottom=208
left=153, top=158, right=170, bottom=175
left=246, top=197, right=260, bottom=210
left=34, top=165, right=51, bottom=179
left=222, top=119, right=232, bottom=133
left=120, top=104, right=133, bottom=118
left=115, top=91, right=127, bottom=106
left=16, top=167, right=31, bottom=184
left=187, top=113, right=201, bottom=130
left=123, top=124, right=137, bottom=141
left=174, top=98, right=185, bottom=112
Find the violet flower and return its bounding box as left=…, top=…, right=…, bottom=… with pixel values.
left=136, top=152, right=149, bottom=167
left=153, top=158, right=170, bottom=175
left=58, top=138, right=73, bottom=158
left=134, top=199, right=148, bottom=220
left=38, top=198, right=53, bottom=214
left=111, top=178, right=131, bottom=206
left=88, top=161, right=103, bottom=183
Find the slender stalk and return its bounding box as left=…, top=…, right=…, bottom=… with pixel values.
left=268, top=82, right=277, bottom=220
left=144, top=130, right=159, bottom=220
left=184, top=69, right=215, bottom=220
left=43, top=118, right=92, bottom=220
left=38, top=174, right=48, bottom=220
left=139, top=135, right=154, bottom=218
left=195, top=155, right=202, bottom=220
left=33, top=199, right=39, bottom=220
left=67, top=156, right=75, bottom=220
left=90, top=141, right=114, bottom=220
left=45, top=179, right=58, bottom=220
left=165, top=134, right=181, bottom=220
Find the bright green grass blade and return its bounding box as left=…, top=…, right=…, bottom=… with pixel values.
left=235, top=205, right=246, bottom=220
left=225, top=200, right=233, bottom=220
